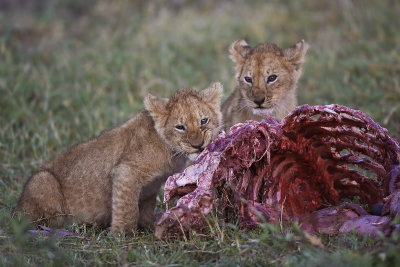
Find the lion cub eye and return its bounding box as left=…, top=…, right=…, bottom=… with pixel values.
left=200, top=118, right=209, bottom=125
left=267, top=74, right=278, bottom=84
left=244, top=76, right=253, bottom=84
left=175, top=125, right=186, bottom=131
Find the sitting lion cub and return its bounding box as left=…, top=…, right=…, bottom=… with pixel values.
left=14, top=82, right=223, bottom=235
left=222, top=39, right=309, bottom=131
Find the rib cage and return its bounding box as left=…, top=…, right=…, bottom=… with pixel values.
left=155, top=105, right=400, bottom=239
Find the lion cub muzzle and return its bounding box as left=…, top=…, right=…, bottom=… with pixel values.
left=253, top=97, right=265, bottom=107
left=188, top=131, right=205, bottom=150
left=190, top=140, right=204, bottom=151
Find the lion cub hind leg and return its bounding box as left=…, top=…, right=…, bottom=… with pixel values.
left=110, top=164, right=142, bottom=235
left=13, top=170, right=66, bottom=226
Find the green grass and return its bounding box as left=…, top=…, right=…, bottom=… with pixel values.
left=1, top=0, right=400, bottom=265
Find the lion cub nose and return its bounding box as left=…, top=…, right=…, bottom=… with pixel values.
left=191, top=140, right=204, bottom=151
left=253, top=97, right=265, bottom=106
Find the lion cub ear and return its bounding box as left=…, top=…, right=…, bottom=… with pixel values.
left=283, top=39, right=309, bottom=71
left=229, top=39, right=252, bottom=65
left=199, top=82, right=223, bottom=109
left=144, top=94, right=169, bottom=121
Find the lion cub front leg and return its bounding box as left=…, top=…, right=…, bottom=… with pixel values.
left=138, top=193, right=158, bottom=229
left=110, top=164, right=142, bottom=235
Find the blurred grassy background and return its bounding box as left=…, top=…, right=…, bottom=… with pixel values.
left=0, top=0, right=399, bottom=265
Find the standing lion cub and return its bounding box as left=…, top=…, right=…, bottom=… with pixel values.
left=14, top=82, right=223, bottom=235
left=222, top=39, right=309, bottom=131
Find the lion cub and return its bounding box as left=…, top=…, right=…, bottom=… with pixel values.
left=14, top=82, right=223, bottom=235
left=222, top=39, right=309, bottom=131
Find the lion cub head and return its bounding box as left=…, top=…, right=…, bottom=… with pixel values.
left=230, top=39, right=309, bottom=117
left=145, top=82, right=223, bottom=161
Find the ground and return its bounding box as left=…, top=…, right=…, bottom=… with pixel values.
left=0, top=0, right=399, bottom=265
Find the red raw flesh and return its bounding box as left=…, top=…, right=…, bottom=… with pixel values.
left=154, top=105, right=400, bottom=239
